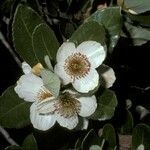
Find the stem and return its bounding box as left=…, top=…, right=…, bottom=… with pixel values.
left=0, top=125, right=18, bottom=146
left=0, top=31, right=22, bottom=68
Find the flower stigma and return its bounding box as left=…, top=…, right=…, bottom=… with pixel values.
left=55, top=91, right=81, bottom=118
left=64, top=52, right=91, bottom=81
left=37, top=87, right=53, bottom=101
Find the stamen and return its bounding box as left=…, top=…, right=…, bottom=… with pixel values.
left=64, top=52, right=91, bottom=81
left=55, top=92, right=81, bottom=118
left=37, top=87, right=53, bottom=101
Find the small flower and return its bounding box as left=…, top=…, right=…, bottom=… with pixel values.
left=54, top=41, right=106, bottom=93
left=33, top=90, right=97, bottom=130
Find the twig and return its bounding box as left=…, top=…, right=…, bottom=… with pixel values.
left=0, top=125, right=18, bottom=146
left=0, top=31, right=22, bottom=68
left=130, top=86, right=150, bottom=92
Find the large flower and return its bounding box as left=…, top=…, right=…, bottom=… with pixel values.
left=34, top=90, right=97, bottom=130
left=54, top=41, right=106, bottom=93
left=15, top=62, right=97, bottom=131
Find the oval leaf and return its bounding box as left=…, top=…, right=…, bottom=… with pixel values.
left=121, top=110, right=134, bottom=134
left=90, top=89, right=118, bottom=120
left=81, top=129, right=101, bottom=150
left=132, top=124, right=150, bottom=150
left=126, top=13, right=150, bottom=27
left=22, top=134, right=38, bottom=150
left=124, top=22, right=150, bottom=46
left=12, top=4, right=44, bottom=66
left=69, top=21, right=106, bottom=46
left=0, top=86, right=31, bottom=128
left=102, top=124, right=116, bottom=149
left=86, top=7, right=122, bottom=52
left=123, top=0, right=150, bottom=14
left=32, top=23, right=59, bottom=65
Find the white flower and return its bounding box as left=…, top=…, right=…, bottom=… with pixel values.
left=34, top=90, right=97, bottom=130
left=14, top=62, right=56, bottom=131
left=15, top=62, right=97, bottom=131
left=54, top=41, right=106, bottom=93
left=15, top=62, right=53, bottom=102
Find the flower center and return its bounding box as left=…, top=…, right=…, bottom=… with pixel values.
left=64, top=52, right=91, bottom=80
left=37, top=87, right=53, bottom=101
left=55, top=92, right=81, bottom=118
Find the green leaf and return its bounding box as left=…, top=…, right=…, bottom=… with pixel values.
left=90, top=89, right=118, bottom=120
left=126, top=13, right=150, bottom=27
left=102, top=124, right=116, bottom=150
left=124, top=22, right=150, bottom=46
left=123, top=0, right=150, bottom=14
left=32, top=23, right=59, bottom=65
left=75, top=137, right=84, bottom=149
left=121, top=110, right=134, bottom=134
left=69, top=21, right=106, bottom=46
left=0, top=86, right=31, bottom=128
left=86, top=7, right=122, bottom=52
left=22, top=134, right=38, bottom=150
left=41, top=69, right=61, bottom=97
left=12, top=4, right=44, bottom=66
left=81, top=129, right=101, bottom=150
left=132, top=124, right=150, bottom=150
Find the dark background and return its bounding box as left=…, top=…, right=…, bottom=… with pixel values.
left=0, top=0, right=150, bottom=149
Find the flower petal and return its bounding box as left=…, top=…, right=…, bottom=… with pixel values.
left=75, top=117, right=89, bottom=130
left=14, top=74, right=43, bottom=102
left=81, top=118, right=89, bottom=130
left=37, top=99, right=56, bottom=114
left=73, top=69, right=99, bottom=93
left=77, top=41, right=106, bottom=68
left=56, top=42, right=76, bottom=63
left=101, top=66, right=116, bottom=88
left=54, top=63, right=72, bottom=85
left=55, top=113, right=78, bottom=129
left=30, top=103, right=56, bottom=131
left=78, top=95, right=97, bottom=117
left=22, top=62, right=32, bottom=74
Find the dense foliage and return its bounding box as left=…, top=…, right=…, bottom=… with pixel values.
left=0, top=0, right=150, bottom=149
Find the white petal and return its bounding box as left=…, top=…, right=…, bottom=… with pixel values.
left=14, top=74, right=43, bottom=102
left=128, top=9, right=138, bottom=15
left=82, top=118, right=89, bottom=130
left=74, top=117, right=89, bottom=130
left=56, top=42, right=76, bottom=63
left=73, top=69, right=99, bottom=93
left=37, top=100, right=56, bottom=114
left=55, top=113, right=78, bottom=129
left=137, top=144, right=144, bottom=150
left=78, top=95, right=97, bottom=117
left=54, top=63, right=72, bottom=85
left=77, top=41, right=106, bottom=68
left=101, top=67, right=116, bottom=88
left=30, top=103, right=56, bottom=131
left=22, top=62, right=32, bottom=74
